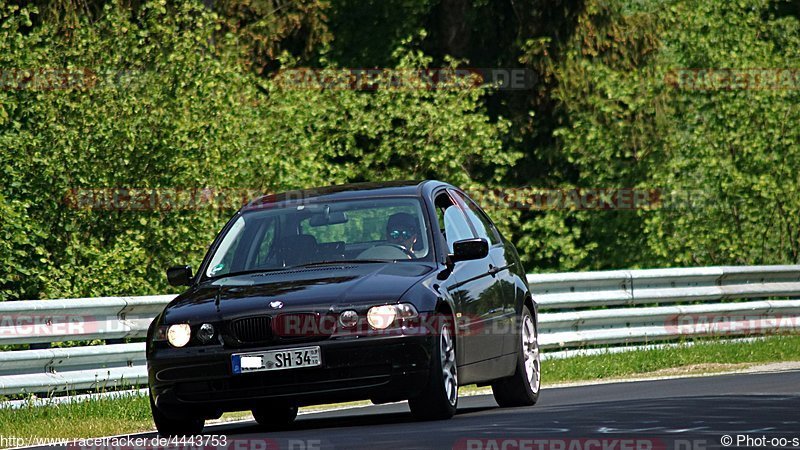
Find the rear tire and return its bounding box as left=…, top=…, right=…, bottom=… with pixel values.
left=252, top=400, right=299, bottom=430
left=150, top=390, right=205, bottom=436
left=492, top=305, right=541, bottom=407
left=408, top=317, right=458, bottom=420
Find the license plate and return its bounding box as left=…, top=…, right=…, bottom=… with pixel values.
left=231, top=346, right=321, bottom=374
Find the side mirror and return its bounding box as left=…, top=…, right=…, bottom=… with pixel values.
left=167, top=265, right=193, bottom=287
left=450, top=238, right=489, bottom=263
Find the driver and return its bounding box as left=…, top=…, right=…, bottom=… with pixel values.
left=386, top=212, right=419, bottom=257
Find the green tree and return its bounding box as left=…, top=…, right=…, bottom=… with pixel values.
left=0, top=1, right=514, bottom=300
left=521, top=0, right=800, bottom=269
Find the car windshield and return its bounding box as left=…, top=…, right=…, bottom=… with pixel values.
left=204, top=197, right=433, bottom=278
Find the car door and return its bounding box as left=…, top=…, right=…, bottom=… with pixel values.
left=433, top=189, right=505, bottom=366
left=452, top=190, right=519, bottom=357
left=449, top=189, right=511, bottom=360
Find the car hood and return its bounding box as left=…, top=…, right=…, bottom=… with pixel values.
left=162, top=262, right=435, bottom=323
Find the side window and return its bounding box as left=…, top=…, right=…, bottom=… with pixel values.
left=453, top=191, right=501, bottom=245
left=434, top=192, right=474, bottom=253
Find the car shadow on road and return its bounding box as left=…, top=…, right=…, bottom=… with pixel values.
left=206, top=394, right=800, bottom=440
left=205, top=395, right=500, bottom=436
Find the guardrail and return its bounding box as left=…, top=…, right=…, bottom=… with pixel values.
left=529, top=266, right=800, bottom=348
left=0, top=295, right=171, bottom=396
left=1, top=266, right=799, bottom=398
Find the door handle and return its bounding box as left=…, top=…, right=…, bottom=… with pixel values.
left=488, top=265, right=501, bottom=277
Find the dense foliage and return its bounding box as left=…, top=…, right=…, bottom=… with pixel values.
left=1, top=0, right=799, bottom=300
left=529, top=0, right=800, bottom=269
left=0, top=1, right=512, bottom=299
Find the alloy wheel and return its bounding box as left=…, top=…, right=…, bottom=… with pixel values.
left=441, top=324, right=458, bottom=405
left=522, top=315, right=541, bottom=393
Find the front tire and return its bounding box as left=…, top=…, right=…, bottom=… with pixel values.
left=252, top=400, right=299, bottom=430
left=150, top=390, right=205, bottom=436
left=492, top=305, right=541, bottom=407
left=408, top=318, right=458, bottom=420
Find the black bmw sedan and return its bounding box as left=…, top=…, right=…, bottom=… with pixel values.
left=147, top=180, right=540, bottom=435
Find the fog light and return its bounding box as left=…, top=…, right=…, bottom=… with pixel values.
left=339, top=310, right=358, bottom=328
left=197, top=323, right=215, bottom=343
left=167, top=324, right=191, bottom=348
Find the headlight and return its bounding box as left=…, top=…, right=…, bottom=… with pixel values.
left=167, top=323, right=191, bottom=347
left=367, top=305, right=396, bottom=330
left=367, top=303, right=418, bottom=330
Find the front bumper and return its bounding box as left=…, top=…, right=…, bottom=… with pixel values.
left=148, top=334, right=434, bottom=417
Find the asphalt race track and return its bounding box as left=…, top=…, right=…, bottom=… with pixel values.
left=29, top=370, right=800, bottom=450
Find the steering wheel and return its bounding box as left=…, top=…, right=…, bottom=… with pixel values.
left=356, top=244, right=414, bottom=260
left=382, top=243, right=415, bottom=259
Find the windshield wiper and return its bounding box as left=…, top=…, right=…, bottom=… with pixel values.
left=289, top=259, right=390, bottom=269
left=209, top=267, right=291, bottom=280
left=209, top=260, right=390, bottom=280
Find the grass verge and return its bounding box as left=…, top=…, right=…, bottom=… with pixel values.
left=543, top=334, right=800, bottom=384
left=0, top=393, right=152, bottom=444
left=1, top=334, right=798, bottom=444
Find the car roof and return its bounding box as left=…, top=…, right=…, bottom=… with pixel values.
left=242, top=180, right=449, bottom=211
